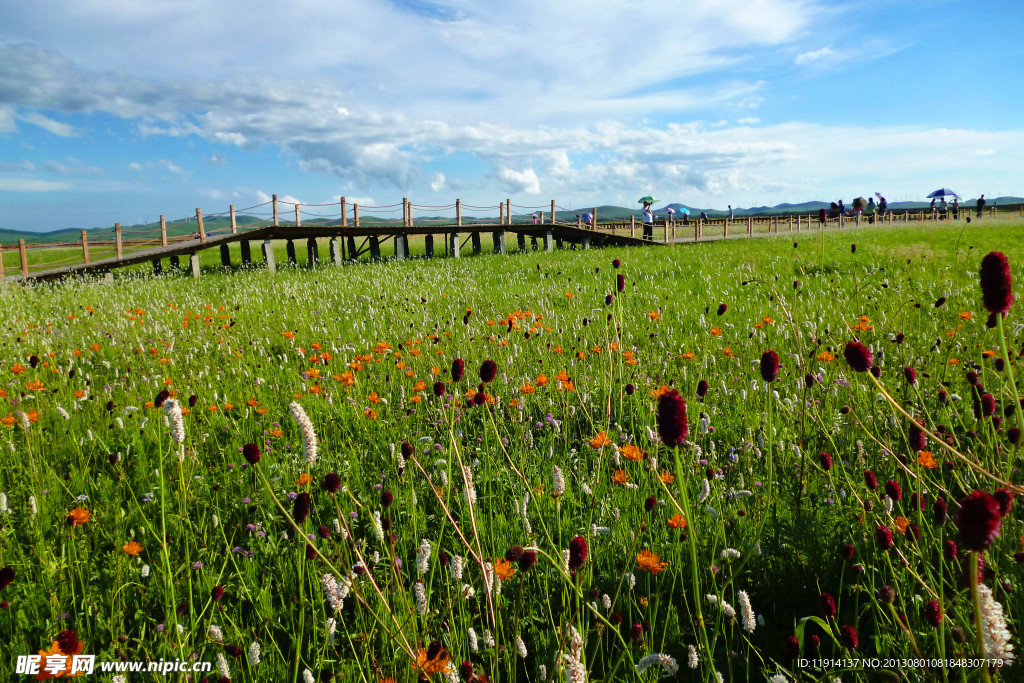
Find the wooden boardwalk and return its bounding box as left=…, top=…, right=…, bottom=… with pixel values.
left=5, top=222, right=654, bottom=284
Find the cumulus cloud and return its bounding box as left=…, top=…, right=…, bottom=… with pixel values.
left=430, top=172, right=446, bottom=192
left=496, top=167, right=541, bottom=194
left=18, top=111, right=79, bottom=137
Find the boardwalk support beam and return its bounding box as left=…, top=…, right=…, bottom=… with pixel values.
left=220, top=244, right=231, bottom=267
left=493, top=231, right=506, bottom=254
left=425, top=235, right=434, bottom=258
left=307, top=238, right=320, bottom=265
left=329, top=238, right=342, bottom=266
left=544, top=231, right=554, bottom=252
left=189, top=253, right=201, bottom=278
left=240, top=240, right=252, bottom=265
left=449, top=233, right=461, bottom=258
left=262, top=240, right=276, bottom=274
left=369, top=236, right=381, bottom=260
left=471, top=233, right=481, bottom=254
left=286, top=240, right=297, bottom=265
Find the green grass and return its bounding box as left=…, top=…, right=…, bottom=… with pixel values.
left=0, top=222, right=1022, bottom=682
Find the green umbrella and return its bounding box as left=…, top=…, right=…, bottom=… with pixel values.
left=638, top=195, right=659, bottom=204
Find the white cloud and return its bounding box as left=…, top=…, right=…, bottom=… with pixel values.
left=496, top=167, right=541, bottom=194
left=0, top=106, right=16, bottom=133
left=18, top=111, right=79, bottom=137
left=205, top=153, right=226, bottom=165
left=0, top=178, right=71, bottom=191
left=430, top=172, right=446, bottom=192
left=40, top=157, right=103, bottom=175
left=794, top=46, right=833, bottom=65
left=737, top=117, right=760, bottom=125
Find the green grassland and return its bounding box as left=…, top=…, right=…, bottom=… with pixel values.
left=0, top=221, right=1021, bottom=681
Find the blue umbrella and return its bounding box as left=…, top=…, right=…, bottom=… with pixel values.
left=677, top=207, right=691, bottom=215
left=926, top=188, right=959, bottom=199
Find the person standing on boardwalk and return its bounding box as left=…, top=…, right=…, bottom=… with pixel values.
left=641, top=201, right=654, bottom=241
left=728, top=205, right=734, bottom=220
left=952, top=197, right=960, bottom=219
left=878, top=196, right=887, bottom=219
left=977, top=194, right=986, bottom=218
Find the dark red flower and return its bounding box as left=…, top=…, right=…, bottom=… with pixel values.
left=981, top=393, right=997, bottom=417
left=863, top=470, right=877, bottom=490
left=154, top=389, right=170, bottom=408
left=605, top=294, right=614, bottom=305
left=505, top=545, right=525, bottom=562
left=955, top=490, right=1002, bottom=552
left=644, top=496, right=657, bottom=513
left=625, top=383, right=635, bottom=395
left=839, top=544, right=854, bottom=561
left=843, top=340, right=873, bottom=373
left=935, top=296, right=947, bottom=308
left=433, top=381, right=445, bottom=397
left=211, top=585, right=225, bottom=602
left=568, top=535, right=588, bottom=570
left=451, top=358, right=465, bottom=383
left=933, top=497, right=948, bottom=524
left=851, top=243, right=857, bottom=254
left=616, top=273, right=625, bottom=293
left=1008, top=427, right=1021, bottom=445
left=696, top=380, right=708, bottom=399
left=875, top=524, right=894, bottom=550
left=908, top=420, right=926, bottom=452
left=839, top=625, right=858, bottom=650
left=784, top=635, right=800, bottom=659
left=804, top=373, right=816, bottom=389
left=818, top=452, right=833, bottom=471
left=819, top=593, right=837, bottom=618
left=518, top=550, right=537, bottom=571
left=877, top=584, right=895, bottom=604
left=426, top=641, right=443, bottom=661
left=479, top=359, right=497, bottom=383
left=717, top=303, right=727, bottom=316
left=612, top=258, right=621, bottom=269
left=401, top=441, right=414, bottom=459
left=944, top=540, right=958, bottom=561
left=885, top=480, right=902, bottom=502
left=759, top=350, right=780, bottom=382
left=321, top=472, right=341, bottom=494
left=924, top=600, right=943, bottom=628
left=657, top=389, right=688, bottom=447
left=56, top=630, right=80, bottom=656
left=0, top=566, right=12, bottom=590
left=903, top=366, right=917, bottom=385
left=189, top=393, right=198, bottom=408
left=318, top=525, right=330, bottom=539
left=979, top=251, right=1013, bottom=315
left=993, top=488, right=1013, bottom=517
left=381, top=490, right=393, bottom=508
left=293, top=492, right=311, bottom=524
left=460, top=661, right=475, bottom=681
left=242, top=443, right=261, bottom=465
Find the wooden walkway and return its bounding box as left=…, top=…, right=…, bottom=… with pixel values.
left=5, top=222, right=655, bottom=284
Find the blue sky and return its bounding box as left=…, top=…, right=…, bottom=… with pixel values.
left=1, top=0, right=1022, bottom=231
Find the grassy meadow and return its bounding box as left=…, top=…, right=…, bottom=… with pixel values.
left=0, top=221, right=1022, bottom=682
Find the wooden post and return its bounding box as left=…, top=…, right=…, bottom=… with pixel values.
left=543, top=230, right=554, bottom=252
left=0, top=244, right=4, bottom=278
left=456, top=199, right=462, bottom=226
left=189, top=253, right=201, bottom=278
left=329, top=238, right=342, bottom=265
left=471, top=232, right=482, bottom=254
left=354, top=204, right=360, bottom=227
left=506, top=199, right=511, bottom=225
left=408, top=200, right=413, bottom=227
left=340, top=197, right=347, bottom=227
left=19, top=239, right=28, bottom=278
left=230, top=205, right=237, bottom=234
left=219, top=244, right=231, bottom=267
left=81, top=230, right=90, bottom=264
left=424, top=235, right=434, bottom=258
left=115, top=223, right=123, bottom=260
left=272, top=195, right=279, bottom=227
left=723, top=219, right=728, bottom=239
left=550, top=200, right=556, bottom=225
left=577, top=215, right=582, bottom=229
left=286, top=240, right=297, bottom=264
left=449, top=233, right=460, bottom=258
left=307, top=238, right=319, bottom=264
left=196, top=209, right=205, bottom=243
left=295, top=204, right=301, bottom=227
left=747, top=216, right=752, bottom=236
left=369, top=236, right=380, bottom=260
left=160, top=216, right=167, bottom=247
left=240, top=240, right=252, bottom=265
left=724, top=218, right=729, bottom=235
left=262, top=240, right=276, bottom=274
left=493, top=231, right=506, bottom=254
left=694, top=220, right=699, bottom=242
left=499, top=202, right=504, bottom=226
left=592, top=207, right=597, bottom=231
left=856, top=212, right=861, bottom=226
left=630, top=215, right=635, bottom=238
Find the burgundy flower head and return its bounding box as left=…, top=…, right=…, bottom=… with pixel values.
left=924, top=600, right=943, bottom=628
left=293, top=492, right=311, bottom=524
left=321, top=472, right=341, bottom=494
left=568, top=535, right=588, bottom=570
left=433, top=381, right=445, bottom=397
left=818, top=452, right=833, bottom=470
left=401, top=441, right=414, bottom=459
left=616, top=273, right=626, bottom=293
left=505, top=545, right=525, bottom=562
left=955, top=490, right=1002, bottom=552
left=839, top=625, right=858, bottom=650
left=657, top=389, right=688, bottom=447
left=875, top=524, right=894, bottom=551
left=479, top=359, right=498, bottom=384
left=696, top=379, right=709, bottom=399
left=518, top=550, right=537, bottom=572
left=863, top=470, right=878, bottom=490
left=979, top=251, right=1013, bottom=315
left=819, top=592, right=837, bottom=618
left=717, top=303, right=727, bottom=316
left=381, top=490, right=394, bottom=508
left=885, top=480, right=902, bottom=502
left=211, top=585, right=225, bottom=602
left=242, top=443, right=261, bottom=465
left=843, top=340, right=873, bottom=373
left=56, top=630, right=80, bottom=656
left=784, top=635, right=800, bottom=659
left=760, top=349, right=780, bottom=382
left=903, top=366, right=917, bottom=385
left=154, top=389, right=170, bottom=408
left=451, top=358, right=465, bottom=383
left=992, top=488, right=1013, bottom=518
left=0, top=566, right=13, bottom=591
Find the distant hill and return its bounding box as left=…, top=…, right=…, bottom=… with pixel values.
left=3, top=196, right=1022, bottom=240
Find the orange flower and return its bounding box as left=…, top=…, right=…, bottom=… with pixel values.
left=722, top=347, right=734, bottom=359
left=247, top=398, right=260, bottom=407
left=620, top=444, right=645, bottom=461
left=648, top=310, right=661, bottom=321
left=611, top=470, right=629, bottom=485
left=11, top=364, right=25, bottom=374
left=66, top=508, right=91, bottom=527
left=306, top=368, right=321, bottom=379
left=679, top=352, right=695, bottom=361
left=894, top=516, right=910, bottom=534
left=947, top=359, right=960, bottom=366
left=281, top=331, right=295, bottom=339
left=982, top=349, right=996, bottom=358
left=122, top=540, right=144, bottom=556
left=222, top=403, right=234, bottom=411
left=413, top=380, right=427, bottom=392
left=207, top=405, right=219, bottom=413
left=667, top=514, right=687, bottom=529
left=33, top=637, right=85, bottom=680
left=89, top=343, right=100, bottom=352
left=493, top=558, right=516, bottom=580
left=414, top=647, right=452, bottom=678
left=295, top=473, right=312, bottom=486
left=554, top=370, right=571, bottom=383
left=364, top=409, right=378, bottom=420
left=308, top=385, right=323, bottom=395
left=659, top=471, right=676, bottom=484
left=256, top=407, right=268, bottom=416
left=636, top=549, right=669, bottom=574
left=709, top=326, right=722, bottom=337
left=269, top=428, right=283, bottom=437
left=816, top=351, right=835, bottom=363
left=520, top=382, right=535, bottom=394
left=1, top=413, right=19, bottom=428
left=589, top=431, right=612, bottom=449
left=959, top=311, right=972, bottom=320
left=558, top=380, right=575, bottom=392
left=917, top=451, right=938, bottom=469
left=552, top=346, right=563, bottom=355
left=410, top=395, right=422, bottom=404
left=368, top=392, right=382, bottom=404
left=650, top=385, right=671, bottom=400
left=25, top=379, right=45, bottom=392
left=535, top=373, right=549, bottom=386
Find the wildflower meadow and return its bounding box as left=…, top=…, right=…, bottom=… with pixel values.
left=0, top=221, right=1022, bottom=682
